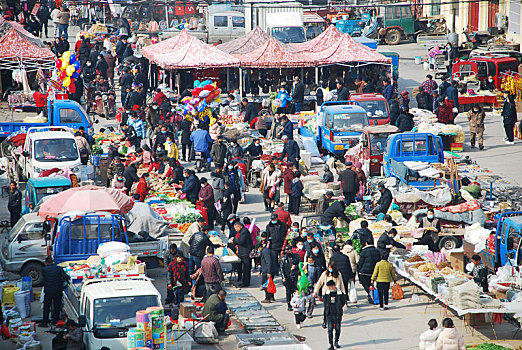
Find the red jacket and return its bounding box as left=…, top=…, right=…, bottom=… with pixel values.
left=154, top=92, right=167, bottom=106
left=135, top=178, right=149, bottom=202
left=274, top=207, right=292, bottom=230
left=437, top=104, right=453, bottom=124
left=282, top=168, right=294, bottom=195
left=33, top=91, right=47, bottom=108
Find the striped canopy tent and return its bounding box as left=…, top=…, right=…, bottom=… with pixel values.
left=232, top=36, right=312, bottom=68
left=0, top=20, right=55, bottom=71
left=143, top=29, right=240, bottom=69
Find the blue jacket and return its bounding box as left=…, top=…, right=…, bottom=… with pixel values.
left=282, top=120, right=294, bottom=140
left=445, top=85, right=459, bottom=106
left=280, top=140, right=300, bottom=162
left=290, top=178, right=303, bottom=198
left=190, top=129, right=213, bottom=152
left=382, top=84, right=394, bottom=102
left=277, top=91, right=292, bottom=108
left=182, top=174, right=201, bottom=201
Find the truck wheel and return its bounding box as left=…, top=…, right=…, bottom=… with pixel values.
left=438, top=236, right=462, bottom=251
left=21, top=262, right=44, bottom=287
left=385, top=29, right=402, bottom=45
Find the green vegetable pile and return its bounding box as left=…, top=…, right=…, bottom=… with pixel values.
left=345, top=204, right=360, bottom=220
left=467, top=344, right=511, bottom=350
left=353, top=238, right=362, bottom=255
left=173, top=212, right=202, bottom=223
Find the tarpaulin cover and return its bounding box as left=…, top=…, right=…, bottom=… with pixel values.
left=232, top=36, right=312, bottom=68
left=0, top=27, right=54, bottom=61
left=218, top=26, right=275, bottom=55
left=393, top=186, right=453, bottom=207
left=124, top=202, right=170, bottom=238
left=143, top=29, right=240, bottom=69
left=413, top=208, right=487, bottom=225
left=38, top=185, right=134, bottom=217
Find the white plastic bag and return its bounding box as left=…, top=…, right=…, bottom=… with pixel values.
left=97, top=241, right=130, bottom=258
left=348, top=281, right=358, bottom=303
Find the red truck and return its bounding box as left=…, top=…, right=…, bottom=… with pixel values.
left=349, top=93, right=390, bottom=125
left=452, top=55, right=518, bottom=89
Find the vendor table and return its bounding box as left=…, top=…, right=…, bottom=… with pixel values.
left=458, top=95, right=498, bottom=111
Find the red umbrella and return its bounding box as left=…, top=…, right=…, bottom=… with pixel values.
left=38, top=185, right=134, bottom=218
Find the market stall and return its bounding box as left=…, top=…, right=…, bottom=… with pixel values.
left=410, top=108, right=466, bottom=151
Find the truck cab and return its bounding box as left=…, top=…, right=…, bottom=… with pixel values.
left=18, top=126, right=81, bottom=180
left=209, top=11, right=246, bottom=43
left=346, top=125, right=399, bottom=176
left=349, top=93, right=390, bottom=125
left=383, top=132, right=445, bottom=189
left=22, top=176, right=72, bottom=214
left=452, top=56, right=518, bottom=89
left=267, top=12, right=306, bottom=43
left=63, top=276, right=162, bottom=350
left=464, top=212, right=522, bottom=272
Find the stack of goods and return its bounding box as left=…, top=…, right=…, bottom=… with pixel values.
left=209, top=232, right=239, bottom=263
left=145, top=196, right=202, bottom=232
left=451, top=280, right=482, bottom=310
left=59, top=242, right=146, bottom=285
left=136, top=310, right=153, bottom=348
left=220, top=114, right=245, bottom=126
left=92, top=132, right=125, bottom=154
left=148, top=307, right=165, bottom=349
left=127, top=327, right=146, bottom=349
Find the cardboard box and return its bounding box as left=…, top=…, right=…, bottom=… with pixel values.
left=179, top=302, right=196, bottom=318
left=464, top=313, right=489, bottom=326
left=449, top=251, right=464, bottom=272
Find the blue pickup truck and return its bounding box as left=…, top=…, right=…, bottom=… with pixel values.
left=300, top=101, right=369, bottom=157
left=464, top=211, right=522, bottom=272
left=383, top=132, right=448, bottom=189
left=0, top=100, right=93, bottom=140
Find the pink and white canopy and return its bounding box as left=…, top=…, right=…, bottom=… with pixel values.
left=217, top=26, right=273, bottom=55
left=291, top=25, right=344, bottom=53
left=143, top=30, right=240, bottom=69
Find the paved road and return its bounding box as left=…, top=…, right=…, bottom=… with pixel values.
left=3, top=35, right=522, bottom=349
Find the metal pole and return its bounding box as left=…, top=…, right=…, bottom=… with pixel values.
left=239, top=67, right=243, bottom=100
left=226, top=68, right=230, bottom=93
left=165, top=0, right=169, bottom=26
left=315, top=66, right=319, bottom=85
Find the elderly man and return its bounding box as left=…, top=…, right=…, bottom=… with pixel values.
left=202, top=289, right=230, bottom=333
left=279, top=135, right=300, bottom=169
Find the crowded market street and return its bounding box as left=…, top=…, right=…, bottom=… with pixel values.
left=3, top=7, right=522, bottom=350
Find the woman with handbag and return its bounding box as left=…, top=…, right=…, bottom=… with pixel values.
left=75, top=131, right=90, bottom=165
left=371, top=251, right=398, bottom=311
left=312, top=261, right=345, bottom=328
left=261, top=162, right=281, bottom=212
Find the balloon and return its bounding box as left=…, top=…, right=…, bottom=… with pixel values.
left=62, top=51, right=71, bottom=60
left=66, top=65, right=75, bottom=77
left=193, top=80, right=200, bottom=88
left=63, top=77, right=71, bottom=87
left=68, top=83, right=76, bottom=94
left=73, top=61, right=81, bottom=71
left=59, top=70, right=67, bottom=80
left=296, top=263, right=310, bottom=297
left=69, top=54, right=76, bottom=64
left=55, top=59, right=62, bottom=69
left=61, top=57, right=69, bottom=70
left=71, top=71, right=80, bottom=79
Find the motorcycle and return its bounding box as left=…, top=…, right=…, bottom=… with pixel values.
left=195, top=152, right=205, bottom=172
left=93, top=90, right=116, bottom=120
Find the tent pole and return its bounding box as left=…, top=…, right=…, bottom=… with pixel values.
left=226, top=68, right=230, bottom=93
left=315, top=66, right=319, bottom=85
left=239, top=67, right=243, bottom=100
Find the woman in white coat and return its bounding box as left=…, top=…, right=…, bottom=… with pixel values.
left=419, top=319, right=442, bottom=350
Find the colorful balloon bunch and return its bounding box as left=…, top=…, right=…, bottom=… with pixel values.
left=180, top=79, right=221, bottom=116
left=52, top=51, right=81, bottom=92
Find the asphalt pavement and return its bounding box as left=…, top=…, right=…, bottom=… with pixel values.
left=2, top=31, right=522, bottom=349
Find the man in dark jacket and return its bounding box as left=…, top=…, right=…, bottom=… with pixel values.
left=336, top=81, right=349, bottom=101
left=96, top=54, right=108, bottom=79
left=182, top=169, right=201, bottom=205
left=396, top=106, right=414, bottom=132
left=280, top=245, right=302, bottom=310
left=188, top=225, right=217, bottom=274
left=259, top=244, right=278, bottom=303
left=439, top=75, right=451, bottom=97
left=292, top=76, right=305, bottom=113
left=471, top=255, right=489, bottom=292
left=7, top=181, right=21, bottom=227
left=279, top=135, right=300, bottom=168
left=115, top=37, right=128, bottom=63
left=202, top=290, right=229, bottom=334
left=389, top=93, right=400, bottom=126
left=123, top=163, right=139, bottom=195
left=78, top=38, right=91, bottom=67
left=381, top=79, right=394, bottom=102
left=324, top=280, right=346, bottom=350
left=316, top=191, right=333, bottom=215
left=231, top=222, right=254, bottom=287
left=225, top=140, right=244, bottom=161
left=266, top=213, right=286, bottom=259
left=377, top=228, right=406, bottom=255
left=445, top=80, right=459, bottom=119
left=357, top=241, right=381, bottom=303
left=339, top=162, right=359, bottom=205
left=281, top=115, right=294, bottom=140
left=372, top=184, right=393, bottom=215
left=41, top=257, right=69, bottom=326
left=242, top=98, right=258, bottom=123
left=119, top=68, right=134, bottom=105
left=502, top=93, right=517, bottom=143
left=330, top=244, right=353, bottom=293
left=210, top=136, right=227, bottom=169
left=81, top=60, right=96, bottom=85
left=37, top=4, right=50, bottom=38
left=321, top=201, right=351, bottom=228
left=352, top=220, right=374, bottom=246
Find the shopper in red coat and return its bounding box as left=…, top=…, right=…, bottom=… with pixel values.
left=282, top=162, right=295, bottom=196
left=135, top=173, right=150, bottom=202
left=436, top=100, right=454, bottom=124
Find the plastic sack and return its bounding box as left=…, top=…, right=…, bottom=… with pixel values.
left=104, top=252, right=131, bottom=266
left=97, top=241, right=130, bottom=258
left=268, top=186, right=276, bottom=199
left=14, top=291, right=31, bottom=318
left=266, top=276, right=277, bottom=294
left=348, top=281, right=358, bottom=303
left=391, top=283, right=404, bottom=300
left=369, top=286, right=379, bottom=305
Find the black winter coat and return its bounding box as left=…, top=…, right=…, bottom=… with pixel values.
left=244, top=103, right=258, bottom=123
left=42, top=264, right=69, bottom=296
left=266, top=220, right=286, bottom=251
left=123, top=165, right=139, bottom=190
left=372, top=188, right=393, bottom=215
left=324, top=291, right=346, bottom=319
left=376, top=232, right=406, bottom=254
left=261, top=247, right=278, bottom=276
left=337, top=86, right=350, bottom=101
left=233, top=227, right=254, bottom=257
left=8, top=189, right=21, bottom=211
left=321, top=201, right=350, bottom=226
left=339, top=168, right=359, bottom=193
left=280, top=252, right=301, bottom=281
left=180, top=119, right=192, bottom=144
left=330, top=252, right=354, bottom=282
left=397, top=112, right=414, bottom=132
left=189, top=231, right=214, bottom=258
left=352, top=227, right=374, bottom=246
left=280, top=140, right=300, bottom=162
left=389, top=99, right=400, bottom=126
left=357, top=245, right=381, bottom=275
left=502, top=101, right=517, bottom=125
left=292, top=82, right=305, bottom=103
